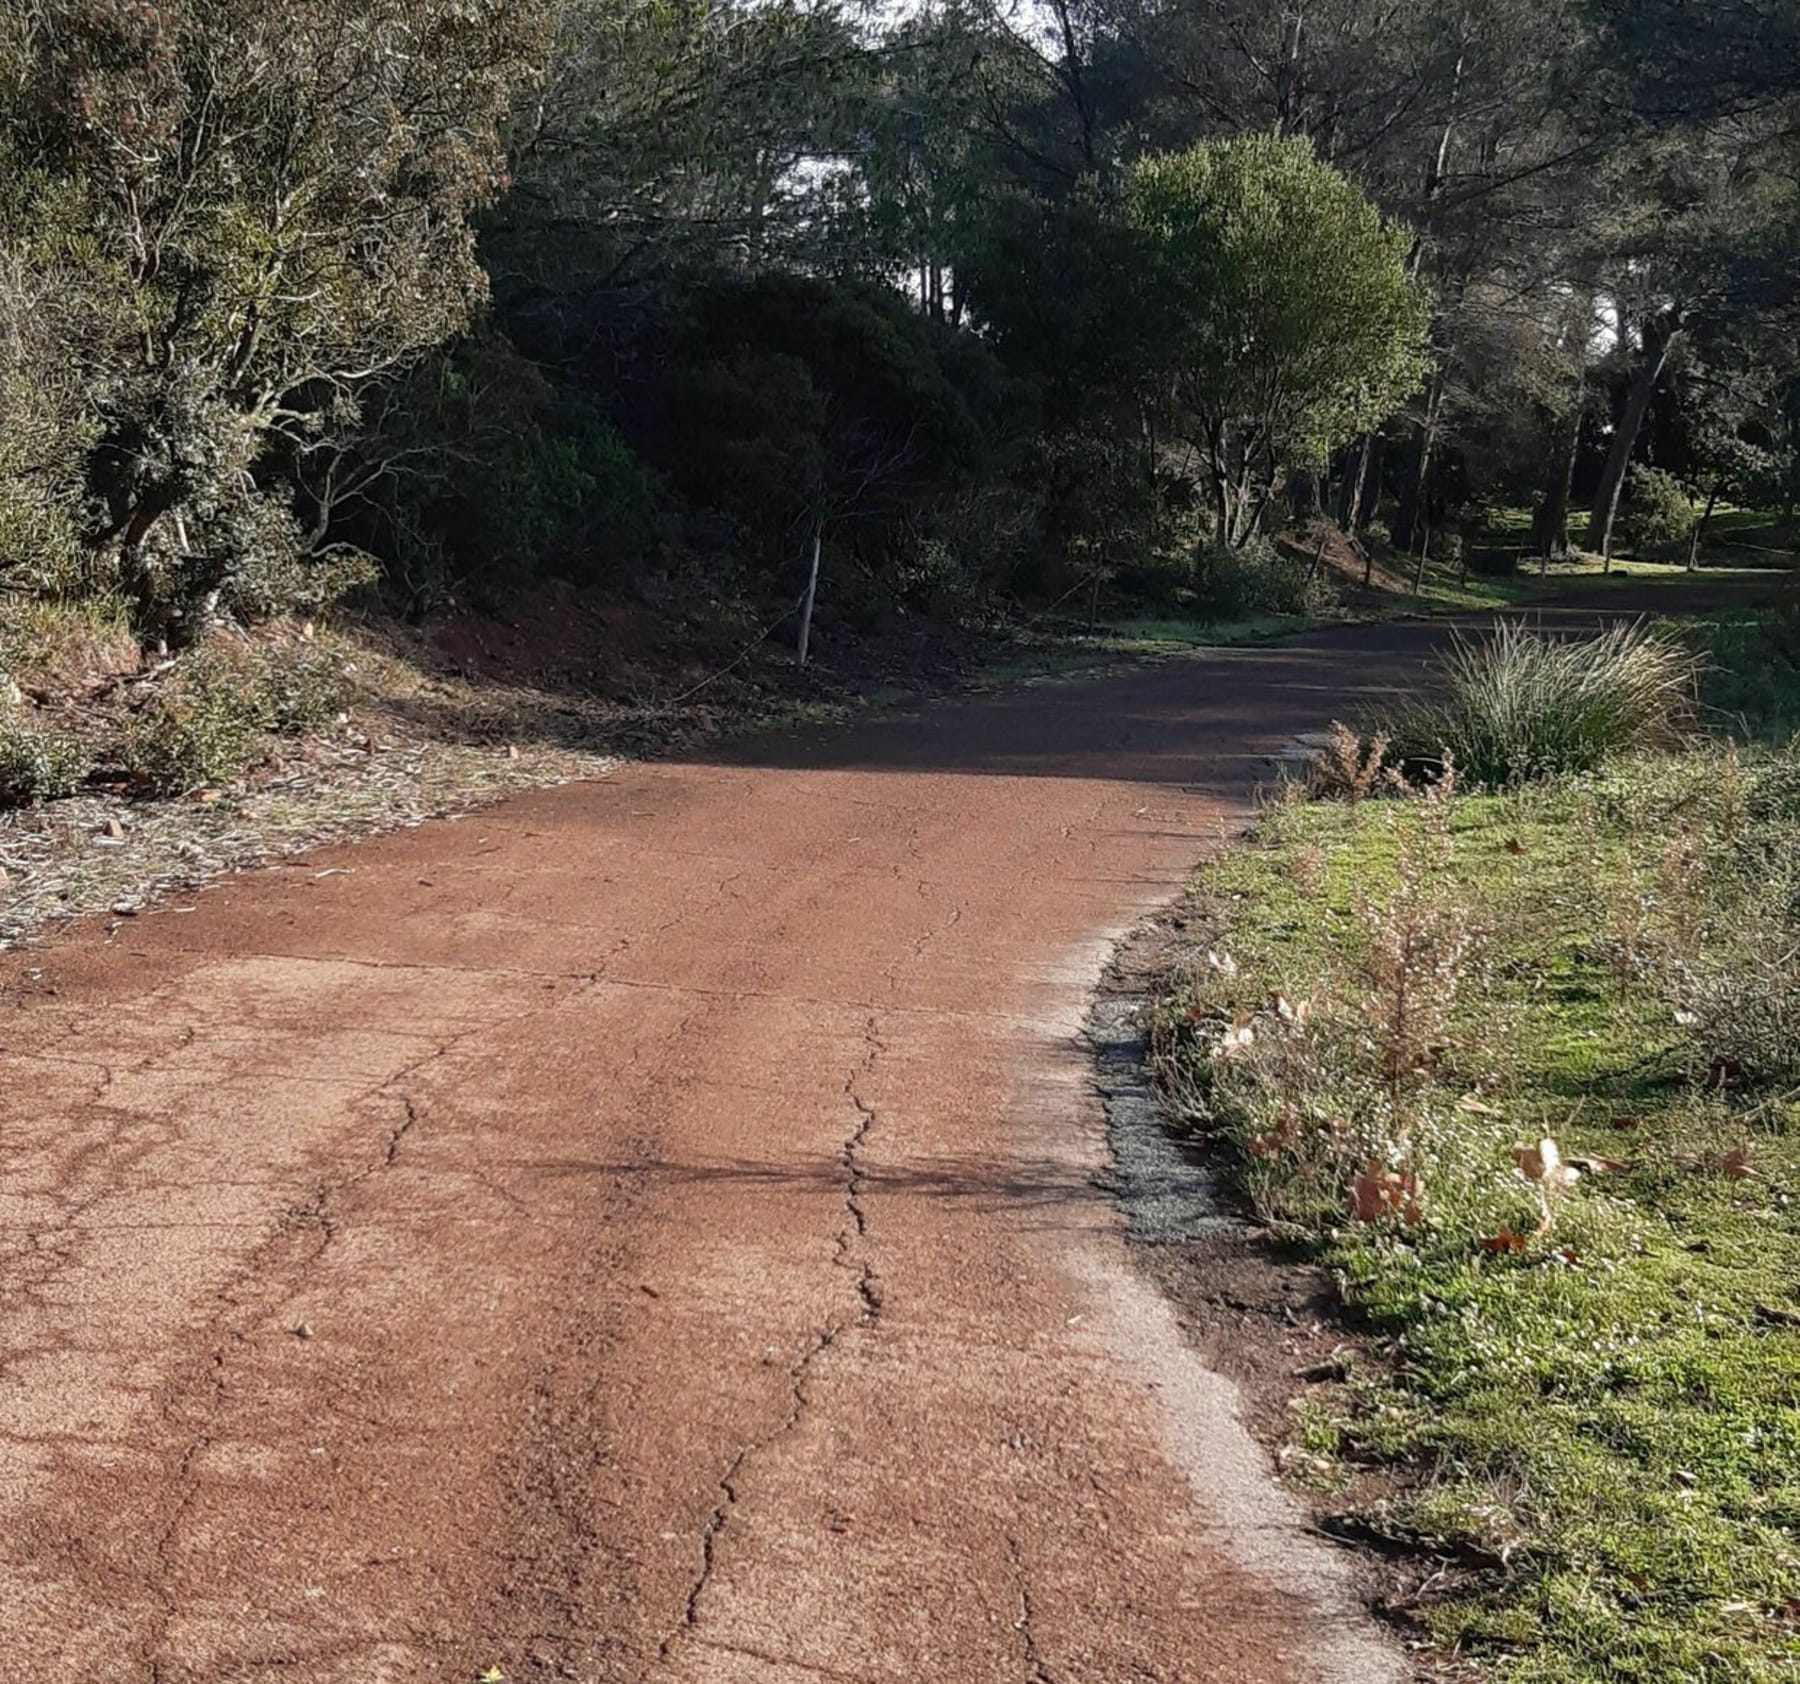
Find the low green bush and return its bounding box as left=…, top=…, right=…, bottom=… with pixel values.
left=0, top=715, right=90, bottom=803
left=254, top=640, right=351, bottom=733
left=1191, top=534, right=1332, bottom=621
left=124, top=653, right=265, bottom=793
left=1614, top=463, right=1696, bottom=553
left=1391, top=619, right=1698, bottom=784
left=123, top=633, right=351, bottom=793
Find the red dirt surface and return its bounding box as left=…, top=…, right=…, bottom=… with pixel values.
left=0, top=596, right=1752, bottom=1683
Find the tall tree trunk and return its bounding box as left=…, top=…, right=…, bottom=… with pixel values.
left=1274, top=5, right=1305, bottom=135
left=1212, top=466, right=1233, bottom=547
left=1391, top=367, right=1445, bottom=554
left=1532, top=398, right=1584, bottom=564
left=1339, top=431, right=1378, bottom=530
left=1587, top=311, right=1683, bottom=567
left=1687, top=482, right=1720, bottom=571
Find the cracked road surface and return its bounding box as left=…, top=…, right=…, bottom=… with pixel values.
left=0, top=622, right=1484, bottom=1683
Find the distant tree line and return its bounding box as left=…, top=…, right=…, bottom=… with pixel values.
left=2, top=0, right=1797, bottom=644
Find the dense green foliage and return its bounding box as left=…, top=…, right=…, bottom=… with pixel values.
left=1127, top=137, right=1428, bottom=545
left=0, top=0, right=1797, bottom=652
left=0, top=0, right=544, bottom=632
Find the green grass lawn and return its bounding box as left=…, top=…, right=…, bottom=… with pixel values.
left=1155, top=749, right=1800, bottom=1682
left=1699, top=507, right=1800, bottom=563
left=1453, top=502, right=1797, bottom=586
left=971, top=610, right=1323, bottom=685
left=1675, top=601, right=1800, bottom=744
left=1415, top=551, right=1787, bottom=613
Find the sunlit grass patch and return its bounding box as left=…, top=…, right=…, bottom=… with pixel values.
left=1154, top=746, right=1800, bottom=1681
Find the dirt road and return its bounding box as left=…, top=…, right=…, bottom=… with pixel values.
left=0, top=599, right=1741, bottom=1683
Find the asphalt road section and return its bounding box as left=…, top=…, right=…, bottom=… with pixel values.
left=0, top=597, right=1751, bottom=1682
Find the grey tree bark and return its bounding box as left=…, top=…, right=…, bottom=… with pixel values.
left=1587, top=311, right=1684, bottom=567
left=796, top=521, right=823, bottom=669
left=1532, top=397, right=1584, bottom=566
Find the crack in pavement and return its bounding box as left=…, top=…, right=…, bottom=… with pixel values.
left=1006, top=1533, right=1059, bottom=1684
left=128, top=974, right=619, bottom=1682
left=647, top=1317, right=848, bottom=1679
left=649, top=1012, right=889, bottom=1675
left=838, top=1012, right=884, bottom=1324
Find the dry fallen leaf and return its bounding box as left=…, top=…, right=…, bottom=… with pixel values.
left=1215, top=1017, right=1256, bottom=1059
left=1514, top=1136, right=1579, bottom=1233
left=1481, top=1228, right=1527, bottom=1255
left=1269, top=990, right=1312, bottom=1030
left=1351, top=1162, right=1422, bottom=1225
left=1504, top=837, right=1526, bottom=856
left=1567, top=1154, right=1627, bottom=1174
left=1513, top=1137, right=1577, bottom=1188
left=1457, top=1092, right=1503, bottom=1117
left=1722, top=1142, right=1757, bottom=1179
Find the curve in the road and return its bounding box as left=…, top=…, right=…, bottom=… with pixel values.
left=2, top=600, right=1732, bottom=1683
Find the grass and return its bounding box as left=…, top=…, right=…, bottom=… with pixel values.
left=1153, top=747, right=1800, bottom=1683
left=1412, top=553, right=1786, bottom=611
left=1465, top=502, right=1798, bottom=574
left=0, top=593, right=138, bottom=695
left=972, top=611, right=1323, bottom=684
left=1387, top=621, right=1699, bottom=784
left=1675, top=598, right=1800, bottom=745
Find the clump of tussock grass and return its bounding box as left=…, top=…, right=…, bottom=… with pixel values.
left=1391, top=619, right=1699, bottom=786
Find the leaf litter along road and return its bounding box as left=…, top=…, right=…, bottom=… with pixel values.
left=0, top=603, right=1724, bottom=1684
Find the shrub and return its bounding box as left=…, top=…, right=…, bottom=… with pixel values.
left=1152, top=801, right=1479, bottom=1234
left=1614, top=464, right=1696, bottom=553
left=1389, top=620, right=1697, bottom=784
left=1748, top=732, right=1800, bottom=822
left=252, top=639, right=351, bottom=733
left=1192, top=534, right=1333, bottom=620
left=0, top=715, right=90, bottom=804
left=1676, top=945, right=1800, bottom=1089
left=1308, top=720, right=1391, bottom=802
left=124, top=655, right=266, bottom=793
left=214, top=529, right=379, bottom=623
left=1125, top=135, right=1429, bottom=548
